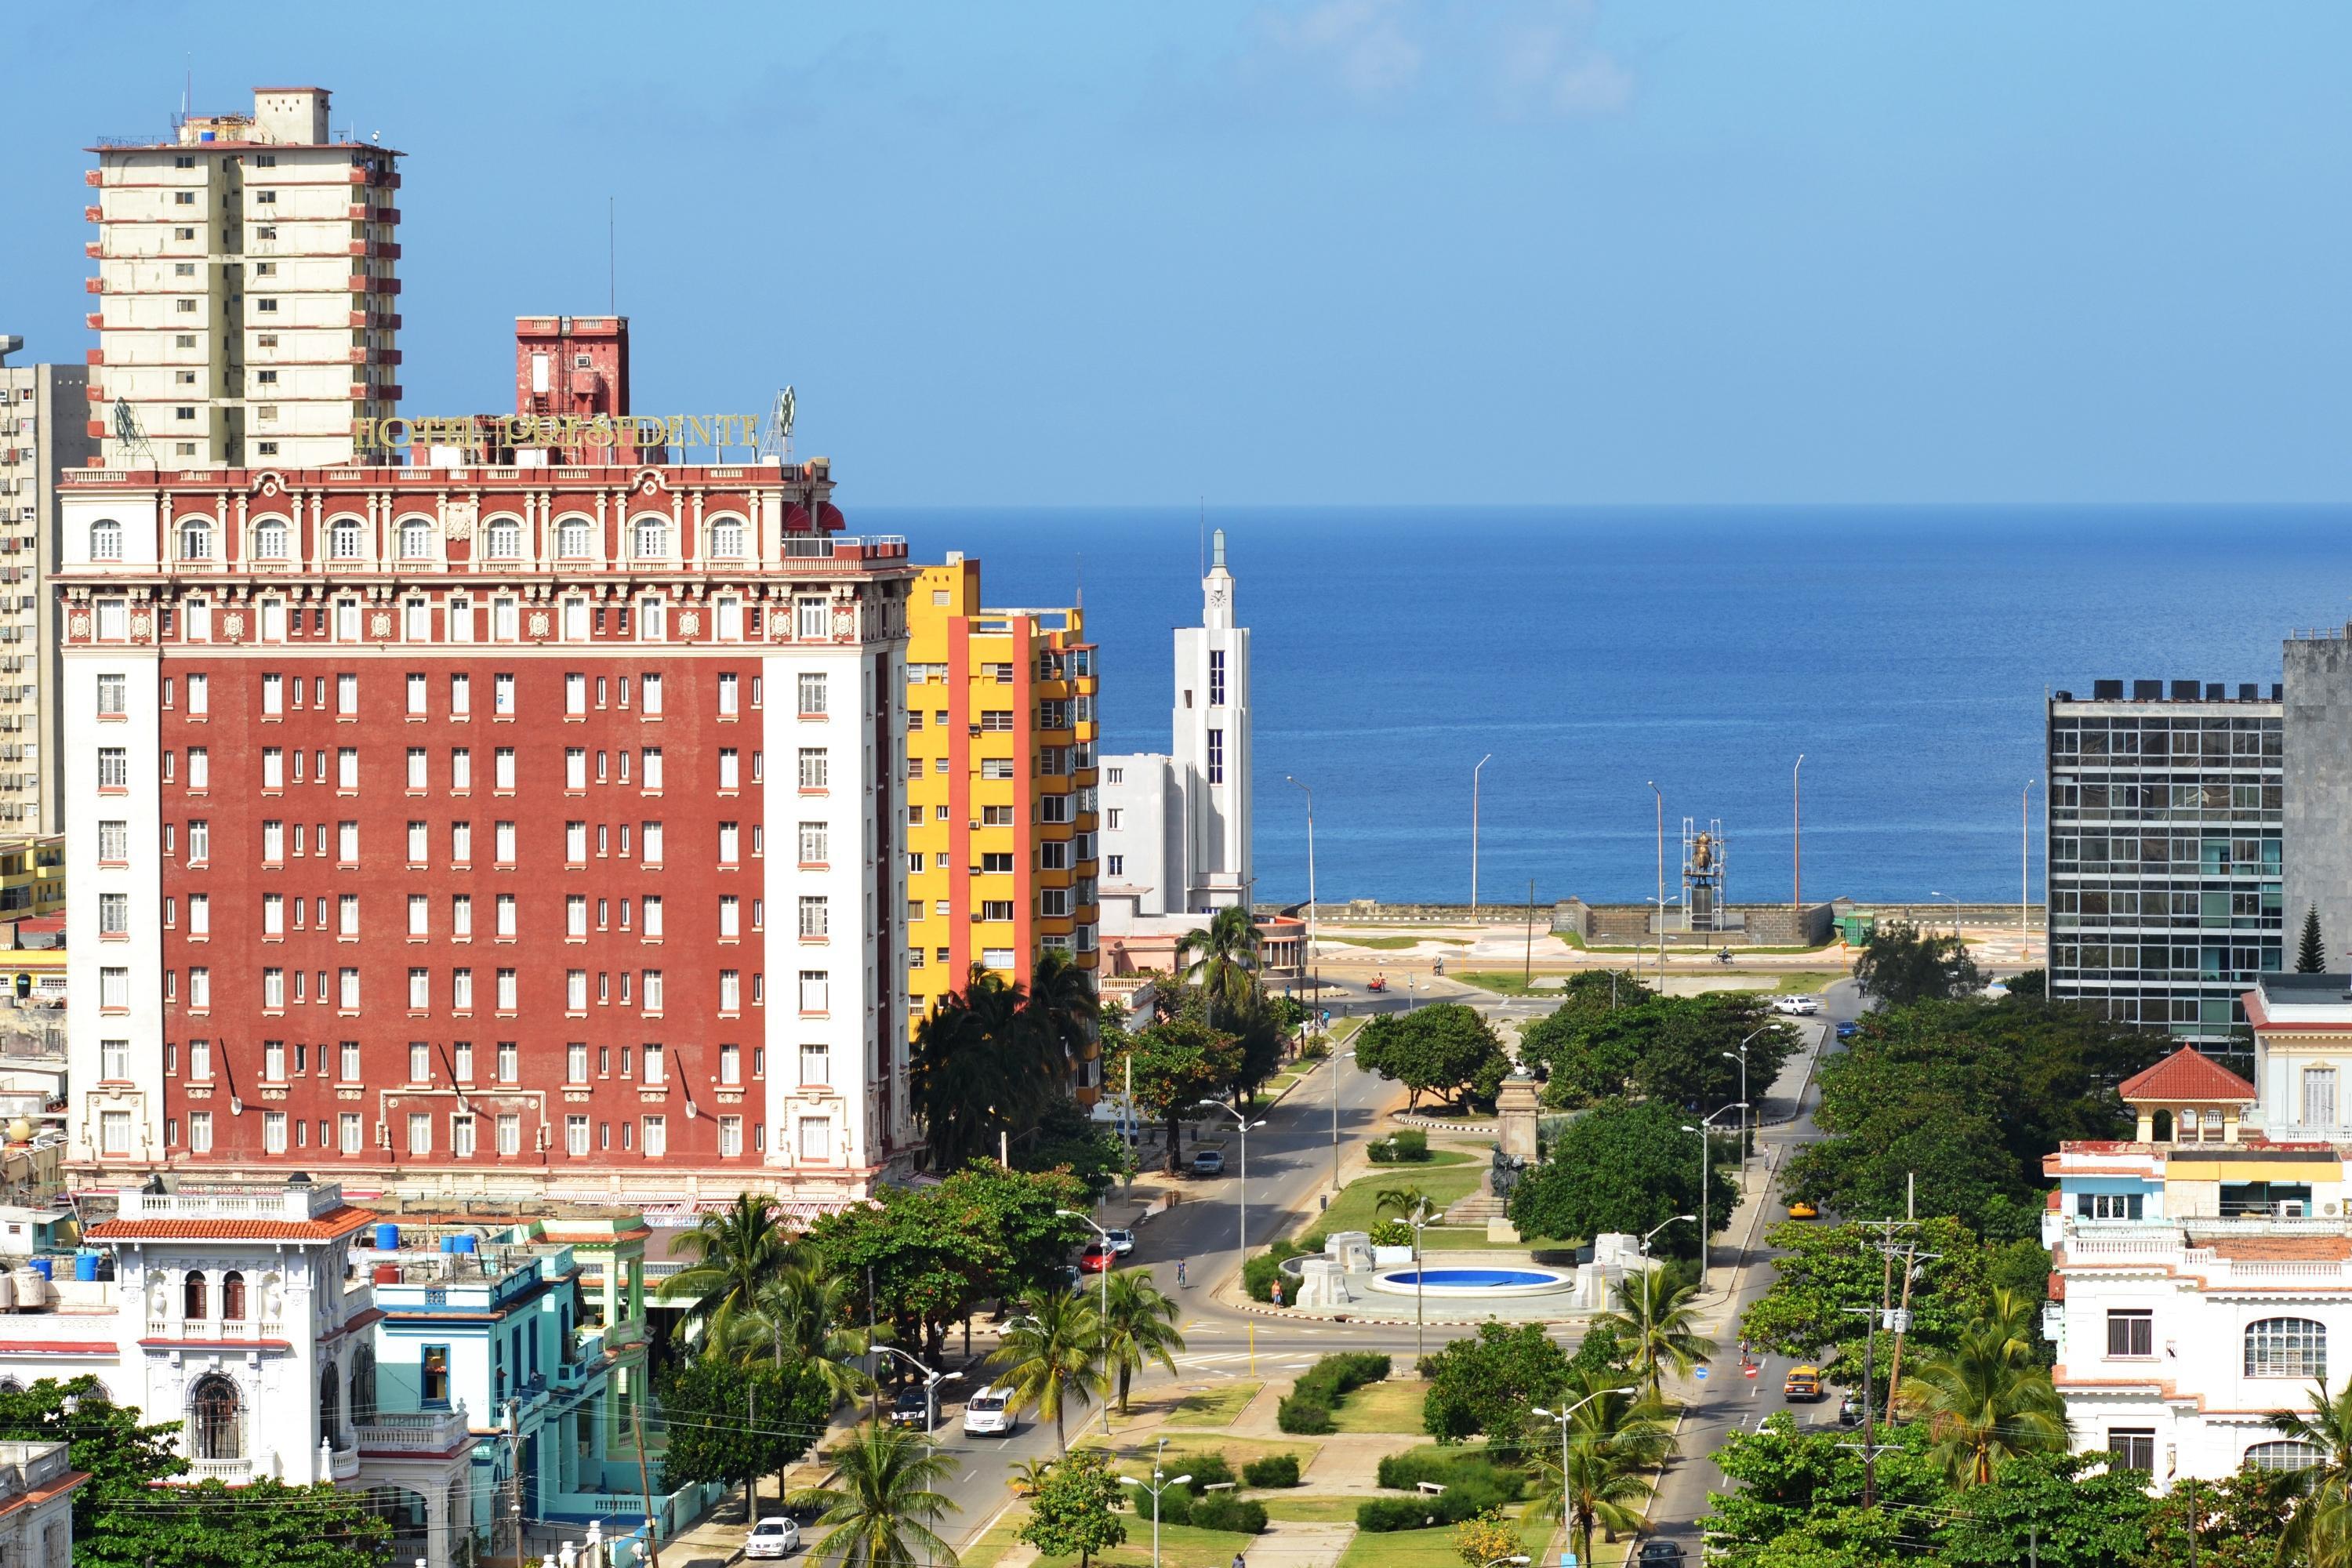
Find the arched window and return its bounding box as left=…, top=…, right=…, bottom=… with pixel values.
left=220, top=1270, right=245, bottom=1323
left=329, top=521, right=361, bottom=561
left=709, top=519, right=743, bottom=558
left=318, top=1360, right=341, bottom=1446
left=2247, top=1318, right=2327, bottom=1379
left=182, top=1269, right=208, bottom=1321
left=557, top=519, right=591, bottom=558
left=89, top=519, right=122, bottom=561
left=0, top=1378, right=25, bottom=1395
left=485, top=521, right=521, bottom=560
left=179, top=521, right=212, bottom=560
left=400, top=521, right=433, bottom=561
left=253, top=521, right=288, bottom=561
left=349, top=1343, right=376, bottom=1425
left=633, top=518, right=667, bottom=559
left=2247, top=1440, right=2323, bottom=1472
left=2151, top=1109, right=2174, bottom=1142
left=188, top=1374, right=242, bottom=1461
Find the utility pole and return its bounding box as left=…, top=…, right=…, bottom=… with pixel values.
left=1842, top=1216, right=1920, bottom=1508
left=1524, top=878, right=1536, bottom=988
left=1472, top=754, right=1491, bottom=918
left=633, top=1389, right=661, bottom=1568
left=503, top=1399, right=524, bottom=1568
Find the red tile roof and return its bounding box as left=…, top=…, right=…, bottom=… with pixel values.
left=87, top=1206, right=379, bottom=1242
left=2118, top=1047, right=2257, bottom=1104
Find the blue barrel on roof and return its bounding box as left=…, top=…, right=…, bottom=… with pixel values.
left=375, top=1223, right=399, bottom=1252
left=449, top=1233, right=477, bottom=1254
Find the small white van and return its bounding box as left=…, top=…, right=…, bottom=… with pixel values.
left=964, top=1384, right=1017, bottom=1436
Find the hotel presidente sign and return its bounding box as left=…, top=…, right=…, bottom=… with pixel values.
left=351, top=413, right=761, bottom=451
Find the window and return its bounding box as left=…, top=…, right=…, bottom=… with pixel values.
left=89, top=519, right=122, bottom=560
left=100, top=1037, right=129, bottom=1081
left=341, top=1042, right=360, bottom=1081
left=409, top=1043, right=431, bottom=1083
left=558, top=518, right=590, bottom=557
left=340, top=1113, right=363, bottom=1153
left=2248, top=1318, right=2328, bottom=1379
left=263, top=1111, right=288, bottom=1153
left=800, top=971, right=828, bottom=1013
left=420, top=1346, right=450, bottom=1406
left=191, top=1111, right=212, bottom=1152
left=100, top=891, right=129, bottom=936
left=2076, top=1192, right=2144, bottom=1221
left=190, top=1375, right=243, bottom=1459
left=800, top=1116, right=831, bottom=1159
left=338, top=748, right=358, bottom=788
left=187, top=673, right=209, bottom=715
left=711, top=518, right=744, bottom=557
left=339, top=894, right=358, bottom=936
left=2246, top=1441, right=2325, bottom=1473
left=495, top=673, right=516, bottom=716
left=797, top=597, right=827, bottom=639
left=642, top=1115, right=667, bottom=1156
left=643, top=673, right=663, bottom=715
left=799, top=896, right=829, bottom=938
left=497, top=969, right=518, bottom=1010
left=718, top=822, right=739, bottom=865
left=799, top=822, right=828, bottom=865
left=568, top=969, right=587, bottom=1009
left=568, top=1042, right=589, bottom=1083
left=497, top=1113, right=521, bottom=1156
left=328, top=520, right=361, bottom=560
left=634, top=518, right=669, bottom=559
left=100, top=966, right=129, bottom=1010
left=337, top=672, right=358, bottom=715
left=408, top=969, right=430, bottom=1009
left=96, top=672, right=127, bottom=717
left=566, top=1116, right=590, bottom=1156
left=98, top=746, right=128, bottom=789
left=566, top=747, right=587, bottom=789
left=188, top=894, right=209, bottom=935
left=718, top=749, right=739, bottom=790
left=2107, top=1310, right=2153, bottom=1358
left=801, top=1043, right=829, bottom=1084
left=1108, top=854, right=1125, bottom=877
left=566, top=673, right=586, bottom=715
left=719, top=1116, right=743, bottom=1156
left=452, top=822, right=473, bottom=861
left=400, top=520, right=432, bottom=560
left=451, top=673, right=470, bottom=715
left=799, top=749, right=828, bottom=789
left=496, top=822, right=517, bottom=862
left=485, top=520, right=521, bottom=559
left=642, top=748, right=663, bottom=789
left=1207, top=728, right=1225, bottom=784
left=406, top=748, right=427, bottom=789
left=495, top=747, right=516, bottom=789
left=408, top=894, right=429, bottom=936
left=719, top=895, right=741, bottom=938
left=2107, top=1428, right=2155, bottom=1474
left=451, top=1114, right=477, bottom=1157
left=797, top=672, right=827, bottom=714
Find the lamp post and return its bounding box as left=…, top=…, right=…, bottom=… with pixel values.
left=1929, top=891, right=1962, bottom=941
left=1286, top=771, right=1319, bottom=1041
left=1327, top=1049, right=1357, bottom=1195
left=2022, top=779, right=2035, bottom=965
left=1722, top=1024, right=1773, bottom=1159
left=1472, top=753, right=1492, bottom=920
left=1679, top=1104, right=1748, bottom=1290
left=1057, top=1208, right=1116, bottom=1432
left=1529, top=1393, right=1608, bottom=1550
left=1406, top=1196, right=1436, bottom=1363
left=1635, top=1215, right=1695, bottom=1393
left=869, top=1345, right=961, bottom=1435
left=1118, top=1441, right=1192, bottom=1568
left=1194, top=1100, right=1266, bottom=1265
left=1793, top=753, right=1805, bottom=913
left=1649, top=781, right=1665, bottom=984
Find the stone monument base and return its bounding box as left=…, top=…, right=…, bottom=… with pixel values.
left=1486, top=1218, right=1522, bottom=1243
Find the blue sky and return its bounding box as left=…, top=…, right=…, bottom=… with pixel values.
left=9, top=2, right=2350, bottom=505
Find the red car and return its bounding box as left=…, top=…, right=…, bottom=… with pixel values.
left=1079, top=1244, right=1115, bottom=1274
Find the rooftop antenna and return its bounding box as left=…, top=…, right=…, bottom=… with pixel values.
left=608, top=196, right=615, bottom=314
left=1200, top=497, right=1206, bottom=579
left=1075, top=551, right=1083, bottom=611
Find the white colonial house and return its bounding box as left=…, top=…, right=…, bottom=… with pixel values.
left=2045, top=971, right=2352, bottom=1486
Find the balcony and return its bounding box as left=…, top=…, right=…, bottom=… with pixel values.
left=145, top=1317, right=286, bottom=1341
left=353, top=1409, right=471, bottom=1454
left=188, top=1457, right=252, bottom=1483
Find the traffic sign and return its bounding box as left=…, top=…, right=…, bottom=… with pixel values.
left=1693, top=1365, right=1708, bottom=1381
left=1744, top=1363, right=1759, bottom=1379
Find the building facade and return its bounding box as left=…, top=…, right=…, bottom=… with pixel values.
left=901, top=554, right=1099, bottom=1035
left=1, top=345, right=100, bottom=833
left=2281, top=629, right=2352, bottom=975
left=54, top=362, right=916, bottom=1209
left=2045, top=678, right=2284, bottom=1047
left=2045, top=975, right=2352, bottom=1487
left=87, top=85, right=401, bottom=471
left=0, top=1444, right=84, bottom=1568
left=1101, top=528, right=1250, bottom=932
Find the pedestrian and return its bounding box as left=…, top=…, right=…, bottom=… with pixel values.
left=1270, top=1279, right=1283, bottom=1308
left=1176, top=1258, right=1188, bottom=1290
left=1233, top=1553, right=1247, bottom=1568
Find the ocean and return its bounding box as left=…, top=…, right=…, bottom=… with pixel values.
left=862, top=506, right=2352, bottom=908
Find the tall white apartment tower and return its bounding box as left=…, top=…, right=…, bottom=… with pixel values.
left=0, top=341, right=99, bottom=832
left=1101, top=529, right=1252, bottom=929
left=88, top=85, right=401, bottom=470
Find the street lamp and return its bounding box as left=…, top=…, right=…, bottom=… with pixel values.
left=1406, top=1196, right=1438, bottom=1363
left=1722, top=1024, right=1773, bottom=1158
left=1634, top=1215, right=1694, bottom=1393
left=1679, top=1104, right=1748, bottom=1288
left=1792, top=753, right=1805, bottom=912
left=1194, top=1100, right=1267, bottom=1265
left=1327, top=1048, right=1358, bottom=1194
left=1530, top=1393, right=1609, bottom=1544
left=1929, top=890, right=1962, bottom=941
left=869, top=1345, right=962, bottom=1434
left=1057, top=1208, right=1116, bottom=1433
left=1472, top=754, right=1492, bottom=919
left=1119, top=1442, right=1192, bottom=1568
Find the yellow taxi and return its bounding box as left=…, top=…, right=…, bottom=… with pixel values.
left=1786, top=1201, right=1819, bottom=1220
left=1784, top=1366, right=1824, bottom=1401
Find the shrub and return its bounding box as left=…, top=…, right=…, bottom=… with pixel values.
left=1183, top=1454, right=1236, bottom=1494
left=1276, top=1394, right=1333, bottom=1434
left=1357, top=1497, right=1440, bottom=1533
left=1242, top=1454, right=1301, bottom=1488
left=1368, top=1219, right=1413, bottom=1247
left=1244, top=1239, right=1308, bottom=1303
left=1367, top=1129, right=1430, bottom=1164
left=1375, top=1450, right=1526, bottom=1503
left=1149, top=1486, right=1193, bottom=1527
left=1189, top=1494, right=1269, bottom=1534
left=1294, top=1352, right=1392, bottom=1405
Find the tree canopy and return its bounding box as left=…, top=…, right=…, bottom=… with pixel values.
left=1352, top=1004, right=1513, bottom=1111
left=1850, top=924, right=1984, bottom=1006
left=1506, top=1098, right=1737, bottom=1254
left=656, top=1357, right=832, bottom=1507
left=1018, top=1450, right=1127, bottom=1568
left=1419, top=1320, right=1573, bottom=1455
left=1520, top=989, right=1802, bottom=1112
left=1102, top=1015, right=1239, bottom=1172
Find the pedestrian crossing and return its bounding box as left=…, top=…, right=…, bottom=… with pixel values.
left=1173, top=1351, right=1322, bottom=1370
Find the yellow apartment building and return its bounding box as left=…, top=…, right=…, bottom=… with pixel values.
left=903, top=556, right=1101, bottom=1082
left=0, top=840, right=62, bottom=919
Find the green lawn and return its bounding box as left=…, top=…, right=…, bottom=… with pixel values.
left=1326, top=935, right=1473, bottom=949
left=1335, top=1508, right=1552, bottom=1568
left=1036, top=1520, right=1260, bottom=1568
left=1256, top=1496, right=1369, bottom=1523
left=1167, top=1381, right=1261, bottom=1428
left=1299, top=1167, right=1483, bottom=1249
left=960, top=1504, right=1032, bottom=1568
left=1369, top=1146, right=1475, bottom=1169
left=1080, top=1433, right=1322, bottom=1479
left=1326, top=1377, right=1428, bottom=1434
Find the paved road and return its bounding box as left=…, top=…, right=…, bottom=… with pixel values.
left=1639, top=977, right=1864, bottom=1558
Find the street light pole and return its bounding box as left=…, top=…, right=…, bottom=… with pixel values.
left=1529, top=1395, right=1606, bottom=1551
left=1649, top=782, right=1665, bottom=985
left=1930, top=891, right=1962, bottom=941
left=1058, top=1209, right=1116, bottom=1432
left=1793, top=753, right=1805, bottom=913
left=1195, top=1100, right=1265, bottom=1266
left=1408, top=1197, right=1436, bottom=1363
left=1118, top=1443, right=1192, bottom=1568
left=869, top=1344, right=962, bottom=1436
left=1472, top=753, right=1492, bottom=920
left=1326, top=1050, right=1357, bottom=1195
left=1680, top=1104, right=1748, bottom=1290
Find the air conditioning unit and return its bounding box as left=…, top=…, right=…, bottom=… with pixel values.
left=2280, top=1200, right=2307, bottom=1218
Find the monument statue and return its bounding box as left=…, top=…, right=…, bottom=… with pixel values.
left=1490, top=1145, right=1526, bottom=1203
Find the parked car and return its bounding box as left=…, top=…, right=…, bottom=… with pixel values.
left=1079, top=1243, right=1115, bottom=1273
left=1838, top=1395, right=1864, bottom=1427
left=1773, top=995, right=1821, bottom=1015
left=1105, top=1228, right=1137, bottom=1256
left=889, top=1386, right=935, bottom=1431
left=964, top=1385, right=1018, bottom=1437
left=1784, top=1365, right=1824, bottom=1401
left=1786, top=1200, right=1819, bottom=1220
left=745, top=1519, right=801, bottom=1560
left=1635, top=1543, right=1688, bottom=1566
left=1190, top=1149, right=1226, bottom=1177
left=1834, top=1019, right=1860, bottom=1040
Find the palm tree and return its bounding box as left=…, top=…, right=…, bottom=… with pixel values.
left=1026, top=947, right=1102, bottom=1067
left=1897, top=1289, right=2070, bottom=1486
left=909, top=967, right=1065, bottom=1171
left=1589, top=1268, right=1719, bottom=1401
left=1373, top=1185, right=1436, bottom=1223
left=1527, top=1370, right=1674, bottom=1568
left=989, top=1287, right=1105, bottom=1451
left=1098, top=1269, right=1185, bottom=1415
left=1176, top=906, right=1261, bottom=1025
left=729, top=1260, right=872, bottom=1401
left=790, top=1421, right=961, bottom=1568
left=2267, top=1376, right=2352, bottom=1567
left=660, top=1192, right=789, bottom=1356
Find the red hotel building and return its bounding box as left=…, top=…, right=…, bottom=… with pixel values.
left=56, top=332, right=916, bottom=1213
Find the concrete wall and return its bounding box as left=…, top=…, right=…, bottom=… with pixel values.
left=1558, top=900, right=1837, bottom=946
left=2285, top=634, right=2352, bottom=967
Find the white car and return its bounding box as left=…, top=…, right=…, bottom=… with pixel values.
left=746, top=1518, right=801, bottom=1559
left=1773, top=996, right=1820, bottom=1015
left=1105, top=1229, right=1136, bottom=1256
left=964, top=1384, right=1018, bottom=1436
